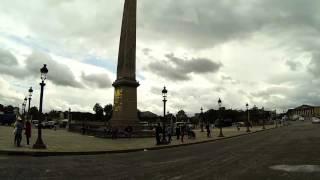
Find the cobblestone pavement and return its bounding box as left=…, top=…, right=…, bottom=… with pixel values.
left=0, top=121, right=318, bottom=180
left=0, top=124, right=275, bottom=153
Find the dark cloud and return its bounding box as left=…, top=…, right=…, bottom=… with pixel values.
left=308, top=53, right=320, bottom=78
left=0, top=49, right=18, bottom=66
left=81, top=72, right=111, bottom=89
left=221, top=75, right=232, bottom=81
left=251, top=86, right=290, bottom=100
left=146, top=54, right=221, bottom=81
left=142, top=48, right=152, bottom=56
left=0, top=48, right=27, bottom=78
left=25, top=52, right=84, bottom=88
left=286, top=60, right=300, bottom=71
left=139, top=0, right=320, bottom=49
left=0, top=50, right=84, bottom=88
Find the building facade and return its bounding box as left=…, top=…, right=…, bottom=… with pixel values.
left=287, top=105, right=320, bottom=119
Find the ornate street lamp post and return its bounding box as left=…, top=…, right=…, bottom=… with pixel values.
left=275, top=109, right=278, bottom=128
left=33, top=64, right=48, bottom=149
left=28, top=87, right=33, bottom=120
left=262, top=111, right=266, bottom=130
left=246, top=103, right=251, bottom=132
left=162, top=86, right=168, bottom=143
left=218, top=98, right=224, bottom=137
left=200, top=107, right=204, bottom=132
left=68, top=108, right=71, bottom=130
left=23, top=97, right=27, bottom=120
left=21, top=103, right=24, bottom=116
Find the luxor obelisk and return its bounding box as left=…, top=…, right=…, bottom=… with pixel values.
left=110, top=0, right=140, bottom=130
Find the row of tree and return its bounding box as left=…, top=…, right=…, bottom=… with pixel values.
left=93, top=103, right=113, bottom=121
left=1, top=102, right=273, bottom=126
left=0, top=104, right=16, bottom=114
left=160, top=106, right=272, bottom=126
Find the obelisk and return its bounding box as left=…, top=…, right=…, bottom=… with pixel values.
left=110, top=0, right=140, bottom=131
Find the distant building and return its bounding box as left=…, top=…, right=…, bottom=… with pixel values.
left=287, top=105, right=320, bottom=119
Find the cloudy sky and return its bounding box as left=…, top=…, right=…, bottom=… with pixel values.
left=0, top=0, right=319, bottom=115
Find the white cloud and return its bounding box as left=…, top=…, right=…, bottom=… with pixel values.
left=0, top=0, right=319, bottom=115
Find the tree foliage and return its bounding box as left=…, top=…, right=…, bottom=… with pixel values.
left=29, top=106, right=40, bottom=120
left=103, top=104, right=113, bottom=121
left=93, top=103, right=104, bottom=121
left=176, top=110, right=188, bottom=122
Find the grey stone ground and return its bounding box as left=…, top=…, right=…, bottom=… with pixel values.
left=1, top=121, right=319, bottom=180
left=0, top=124, right=274, bottom=153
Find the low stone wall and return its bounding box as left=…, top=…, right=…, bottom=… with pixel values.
left=69, top=123, right=154, bottom=138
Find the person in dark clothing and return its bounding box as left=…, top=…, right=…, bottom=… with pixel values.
left=176, top=126, right=181, bottom=140
left=155, top=123, right=162, bottom=145
left=206, top=124, right=211, bottom=138
left=25, top=120, right=32, bottom=145
left=111, top=127, right=119, bottom=139
left=124, top=126, right=133, bottom=138
left=14, top=119, right=23, bottom=147
left=81, top=122, right=86, bottom=135
left=167, top=126, right=172, bottom=143
left=181, top=125, right=186, bottom=143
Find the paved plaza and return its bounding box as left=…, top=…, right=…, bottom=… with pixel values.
left=0, top=121, right=318, bottom=180
left=0, top=124, right=275, bottom=154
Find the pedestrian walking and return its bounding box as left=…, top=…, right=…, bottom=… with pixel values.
left=181, top=125, right=186, bottom=143
left=111, top=127, right=119, bottom=139
left=25, top=120, right=32, bottom=145
left=14, top=118, right=24, bottom=147
left=81, top=122, right=86, bottom=135
left=53, top=122, right=57, bottom=131
left=206, top=124, right=211, bottom=138
left=167, top=126, right=172, bottom=143
left=176, top=126, right=181, bottom=140
left=155, top=123, right=162, bottom=145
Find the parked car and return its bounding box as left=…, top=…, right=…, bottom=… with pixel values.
left=0, top=114, right=16, bottom=126
left=31, top=120, right=39, bottom=124
left=59, top=119, right=69, bottom=128
left=312, top=117, right=320, bottom=124
left=44, top=121, right=55, bottom=129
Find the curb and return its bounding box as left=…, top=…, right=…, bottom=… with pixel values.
left=0, top=126, right=283, bottom=157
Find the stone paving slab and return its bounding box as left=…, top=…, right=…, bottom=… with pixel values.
left=0, top=124, right=276, bottom=155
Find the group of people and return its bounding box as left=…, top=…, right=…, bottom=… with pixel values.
left=155, top=123, right=196, bottom=145
left=13, top=117, right=32, bottom=147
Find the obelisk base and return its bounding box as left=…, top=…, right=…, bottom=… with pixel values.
left=110, top=79, right=141, bottom=132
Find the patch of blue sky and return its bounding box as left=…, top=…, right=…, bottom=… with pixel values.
left=0, top=32, right=50, bottom=53
left=0, top=32, right=80, bottom=60
left=137, top=73, right=145, bottom=81
left=83, top=54, right=116, bottom=73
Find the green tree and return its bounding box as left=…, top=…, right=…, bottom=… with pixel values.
left=29, top=106, right=39, bottom=120
left=176, top=110, right=188, bottom=122
left=93, top=103, right=104, bottom=121
left=48, top=110, right=60, bottom=120
left=0, top=104, right=4, bottom=112
left=103, top=104, right=113, bottom=121
left=4, top=105, right=14, bottom=114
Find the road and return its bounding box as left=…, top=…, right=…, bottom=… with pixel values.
left=1, top=122, right=319, bottom=180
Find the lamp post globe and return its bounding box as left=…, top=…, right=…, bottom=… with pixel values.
left=218, top=98, right=222, bottom=108
left=217, top=98, right=224, bottom=137
left=33, top=64, right=48, bottom=149
left=161, top=86, right=168, bottom=143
